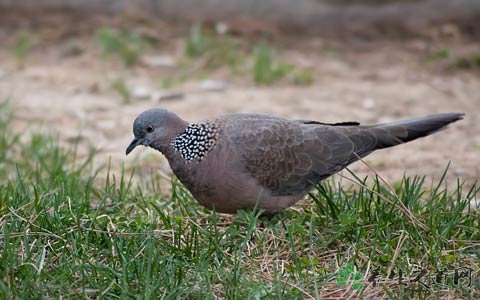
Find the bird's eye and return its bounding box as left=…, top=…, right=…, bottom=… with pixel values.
left=146, top=125, right=154, bottom=133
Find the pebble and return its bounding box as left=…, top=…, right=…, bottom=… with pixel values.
left=362, top=98, right=376, bottom=109
left=152, top=91, right=184, bottom=101
left=61, top=40, right=84, bottom=57
left=141, top=55, right=176, bottom=68
left=216, top=22, right=229, bottom=35
left=453, top=168, right=465, bottom=176
left=131, top=86, right=152, bottom=100
left=199, top=80, right=227, bottom=92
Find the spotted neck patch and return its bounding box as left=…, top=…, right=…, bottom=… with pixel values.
left=170, top=122, right=219, bottom=161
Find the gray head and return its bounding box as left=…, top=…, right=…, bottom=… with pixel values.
left=126, top=108, right=188, bottom=155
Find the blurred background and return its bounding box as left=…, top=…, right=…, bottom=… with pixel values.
left=0, top=0, right=479, bottom=184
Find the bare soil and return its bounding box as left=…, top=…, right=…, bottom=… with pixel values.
left=1, top=11, right=479, bottom=189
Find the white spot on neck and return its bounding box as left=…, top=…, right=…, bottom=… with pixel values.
left=171, top=122, right=218, bottom=161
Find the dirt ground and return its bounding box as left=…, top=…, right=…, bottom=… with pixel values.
left=1, top=11, right=479, bottom=189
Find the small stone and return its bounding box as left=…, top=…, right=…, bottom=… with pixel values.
left=454, top=168, right=465, bottom=176
left=440, top=24, right=460, bottom=38
left=152, top=91, right=184, bottom=101
left=362, top=98, right=375, bottom=110
left=406, top=39, right=427, bottom=51
left=97, top=120, right=116, bottom=131
left=132, top=86, right=152, bottom=100
left=65, top=134, right=85, bottom=144
left=216, top=22, right=229, bottom=35
left=199, top=80, right=227, bottom=92
left=61, top=40, right=84, bottom=57
left=141, top=55, right=176, bottom=68
left=87, top=82, right=100, bottom=94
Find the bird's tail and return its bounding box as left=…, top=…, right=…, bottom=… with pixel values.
left=372, top=113, right=464, bottom=149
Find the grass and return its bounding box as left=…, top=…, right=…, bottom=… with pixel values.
left=252, top=44, right=293, bottom=85
left=252, top=44, right=315, bottom=85
left=12, top=31, right=33, bottom=69
left=0, top=103, right=479, bottom=299
left=96, top=26, right=151, bottom=66
left=184, top=25, right=245, bottom=73
left=428, top=49, right=450, bottom=61
left=455, top=53, right=480, bottom=69
left=426, top=48, right=480, bottom=70
left=95, top=24, right=313, bottom=86
left=183, top=25, right=313, bottom=85
left=111, top=78, right=131, bottom=103
left=185, top=25, right=211, bottom=58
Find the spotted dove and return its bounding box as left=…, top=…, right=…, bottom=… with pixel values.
left=126, top=109, right=463, bottom=214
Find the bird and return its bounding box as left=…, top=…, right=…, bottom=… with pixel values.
left=126, top=109, right=464, bottom=214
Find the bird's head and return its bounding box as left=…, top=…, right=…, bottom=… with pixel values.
left=126, top=108, right=188, bottom=155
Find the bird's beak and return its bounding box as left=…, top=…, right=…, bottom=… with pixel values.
left=126, top=138, right=141, bottom=155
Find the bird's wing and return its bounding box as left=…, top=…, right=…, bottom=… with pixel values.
left=224, top=116, right=377, bottom=196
